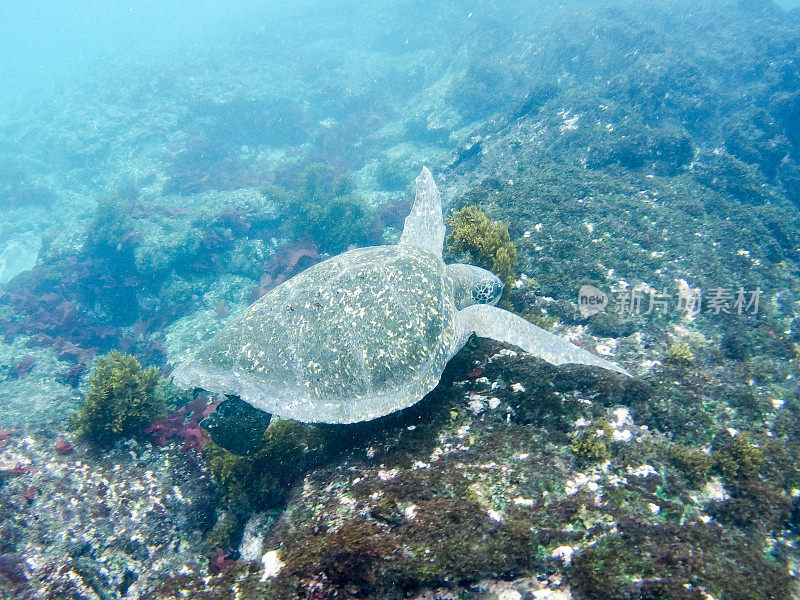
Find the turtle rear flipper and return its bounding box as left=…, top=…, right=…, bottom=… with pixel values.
left=200, top=394, right=272, bottom=456
left=399, top=166, right=446, bottom=258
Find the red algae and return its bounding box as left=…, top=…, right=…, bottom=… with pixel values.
left=145, top=395, right=218, bottom=452
left=54, top=438, right=74, bottom=456
left=209, top=548, right=238, bottom=574
left=22, top=486, right=36, bottom=502
left=0, top=427, right=15, bottom=451
left=0, top=463, right=33, bottom=477
left=466, top=366, right=484, bottom=378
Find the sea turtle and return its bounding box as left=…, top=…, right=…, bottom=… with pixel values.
left=172, top=167, right=629, bottom=452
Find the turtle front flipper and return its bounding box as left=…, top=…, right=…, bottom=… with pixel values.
left=457, top=304, right=630, bottom=376
left=200, top=394, right=272, bottom=456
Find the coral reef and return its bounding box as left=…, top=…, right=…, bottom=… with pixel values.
left=164, top=141, right=257, bottom=196
left=1, top=259, right=122, bottom=358
left=71, top=351, right=163, bottom=445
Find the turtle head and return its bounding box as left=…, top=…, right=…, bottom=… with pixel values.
left=447, top=263, right=504, bottom=310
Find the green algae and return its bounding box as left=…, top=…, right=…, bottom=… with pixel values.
left=665, top=340, right=696, bottom=365
left=154, top=404, right=797, bottom=600
left=203, top=511, right=240, bottom=555
left=572, top=419, right=614, bottom=462
left=711, top=431, right=763, bottom=480
left=71, top=351, right=163, bottom=445
left=667, top=443, right=714, bottom=486
left=265, top=462, right=549, bottom=598
left=666, top=431, right=794, bottom=537
left=446, top=205, right=518, bottom=296
left=200, top=419, right=351, bottom=556
left=272, top=500, right=536, bottom=596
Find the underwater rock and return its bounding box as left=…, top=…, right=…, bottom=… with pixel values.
left=0, top=427, right=10, bottom=451
left=10, top=355, right=36, bottom=379
left=692, top=150, right=774, bottom=204
left=2, top=3, right=800, bottom=599
left=200, top=395, right=271, bottom=457
left=0, top=463, right=33, bottom=478
left=260, top=237, right=320, bottom=290
left=264, top=164, right=381, bottom=255
left=448, top=137, right=484, bottom=170
left=0, top=553, right=28, bottom=584
left=209, top=548, right=239, bottom=574
left=587, top=311, right=638, bottom=338
left=0, top=161, right=54, bottom=209
left=0, top=233, right=40, bottom=285
left=0, top=406, right=219, bottom=595
left=778, top=157, right=800, bottom=207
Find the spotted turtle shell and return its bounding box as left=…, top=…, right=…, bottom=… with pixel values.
left=172, top=244, right=457, bottom=423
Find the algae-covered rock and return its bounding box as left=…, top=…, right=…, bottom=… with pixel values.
left=570, top=522, right=791, bottom=600
left=263, top=164, right=379, bottom=255
left=572, top=419, right=614, bottom=462
left=204, top=419, right=347, bottom=512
